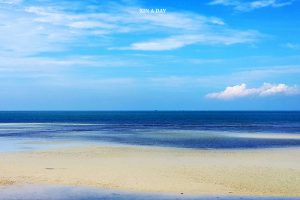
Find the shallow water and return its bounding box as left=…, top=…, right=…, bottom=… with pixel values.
left=0, top=111, right=300, bottom=150
left=0, top=185, right=299, bottom=200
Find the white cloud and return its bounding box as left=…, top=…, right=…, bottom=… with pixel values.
left=0, top=7, right=75, bottom=55
left=133, top=11, right=225, bottom=30
left=68, top=21, right=116, bottom=29
left=0, top=0, right=262, bottom=55
left=17, top=2, right=261, bottom=51
left=24, top=5, right=224, bottom=34
left=114, top=35, right=200, bottom=51
left=209, top=0, right=294, bottom=11
left=206, top=83, right=300, bottom=100
left=114, top=31, right=259, bottom=51
left=0, top=0, right=264, bottom=88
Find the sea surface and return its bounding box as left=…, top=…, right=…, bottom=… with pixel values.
left=0, top=111, right=300, bottom=150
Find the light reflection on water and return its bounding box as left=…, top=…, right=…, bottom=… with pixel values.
left=0, top=137, right=87, bottom=152
left=0, top=185, right=299, bottom=200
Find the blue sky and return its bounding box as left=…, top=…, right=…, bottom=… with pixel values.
left=0, top=0, right=299, bottom=110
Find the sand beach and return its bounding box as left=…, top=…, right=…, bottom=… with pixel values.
left=1, top=145, right=299, bottom=197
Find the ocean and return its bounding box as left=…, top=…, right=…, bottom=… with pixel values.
left=0, top=111, right=300, bottom=150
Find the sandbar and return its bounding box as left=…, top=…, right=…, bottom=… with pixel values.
left=0, top=145, right=299, bottom=197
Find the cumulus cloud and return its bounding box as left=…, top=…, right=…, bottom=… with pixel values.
left=206, top=83, right=300, bottom=100
left=209, top=0, right=294, bottom=11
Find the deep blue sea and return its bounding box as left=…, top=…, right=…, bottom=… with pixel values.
left=0, top=111, right=300, bottom=150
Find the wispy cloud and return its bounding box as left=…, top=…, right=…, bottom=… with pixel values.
left=0, top=54, right=142, bottom=75
left=0, top=0, right=22, bottom=4
left=110, top=9, right=260, bottom=50
left=209, top=0, right=294, bottom=11
left=115, top=31, right=258, bottom=51
left=192, top=64, right=300, bottom=87
left=0, top=0, right=260, bottom=54
left=206, top=83, right=300, bottom=100
left=0, top=6, right=74, bottom=55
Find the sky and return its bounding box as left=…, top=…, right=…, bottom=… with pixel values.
left=0, top=0, right=300, bottom=110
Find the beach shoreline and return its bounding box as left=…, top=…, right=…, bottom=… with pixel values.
left=1, top=144, right=300, bottom=197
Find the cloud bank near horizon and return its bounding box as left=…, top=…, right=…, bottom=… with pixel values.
left=206, top=83, right=300, bottom=100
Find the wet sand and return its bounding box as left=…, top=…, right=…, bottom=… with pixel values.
left=0, top=145, right=300, bottom=197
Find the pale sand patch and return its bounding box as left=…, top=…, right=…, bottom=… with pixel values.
left=0, top=146, right=300, bottom=197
